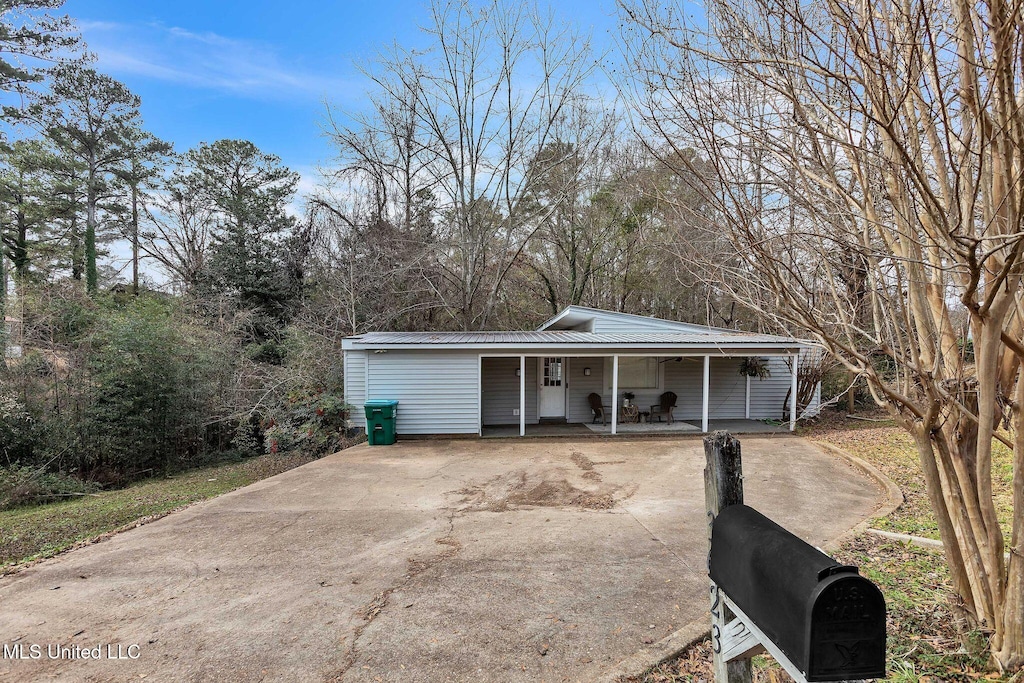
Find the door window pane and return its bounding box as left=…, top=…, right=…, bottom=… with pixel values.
left=544, top=358, right=562, bottom=386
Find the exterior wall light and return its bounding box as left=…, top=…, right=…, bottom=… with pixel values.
left=583, top=367, right=591, bottom=376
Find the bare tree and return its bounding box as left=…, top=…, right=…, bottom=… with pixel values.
left=140, top=168, right=214, bottom=293
left=621, top=0, right=1024, bottom=669
left=301, top=186, right=443, bottom=335
left=326, top=0, right=598, bottom=330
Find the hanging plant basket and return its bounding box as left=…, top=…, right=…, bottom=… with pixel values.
left=739, top=357, right=771, bottom=379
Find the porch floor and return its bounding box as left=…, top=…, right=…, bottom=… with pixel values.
left=481, top=419, right=790, bottom=438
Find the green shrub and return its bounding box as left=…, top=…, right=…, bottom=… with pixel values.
left=71, top=297, right=229, bottom=478
left=0, top=465, right=100, bottom=509
left=244, top=339, right=287, bottom=364
left=263, top=388, right=350, bottom=457
left=0, top=392, right=38, bottom=464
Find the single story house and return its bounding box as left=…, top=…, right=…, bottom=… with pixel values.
left=342, top=306, right=820, bottom=437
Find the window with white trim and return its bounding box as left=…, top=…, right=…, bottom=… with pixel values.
left=605, top=357, right=660, bottom=390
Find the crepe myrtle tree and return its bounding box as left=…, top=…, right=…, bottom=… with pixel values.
left=620, top=0, right=1024, bottom=670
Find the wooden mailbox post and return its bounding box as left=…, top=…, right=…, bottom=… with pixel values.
left=704, top=431, right=886, bottom=683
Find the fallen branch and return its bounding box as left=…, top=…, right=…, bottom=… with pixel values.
left=39, top=492, right=102, bottom=498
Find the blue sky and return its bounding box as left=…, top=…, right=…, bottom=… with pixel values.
left=68, top=0, right=622, bottom=192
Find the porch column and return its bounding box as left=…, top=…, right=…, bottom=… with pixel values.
left=789, top=353, right=799, bottom=432
left=611, top=355, right=619, bottom=435
left=744, top=372, right=751, bottom=419
left=702, top=355, right=710, bottom=433
left=520, top=355, right=526, bottom=437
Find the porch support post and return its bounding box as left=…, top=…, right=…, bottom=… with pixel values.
left=520, top=355, right=526, bottom=437
left=702, top=355, right=710, bottom=433
left=789, top=353, right=798, bottom=432
left=611, top=355, right=619, bottom=435
left=744, top=372, right=751, bottom=419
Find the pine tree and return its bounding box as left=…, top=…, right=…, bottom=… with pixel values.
left=111, top=129, right=171, bottom=294
left=6, top=61, right=145, bottom=295
left=0, top=0, right=78, bottom=95
left=0, top=139, right=52, bottom=282
left=187, top=139, right=300, bottom=325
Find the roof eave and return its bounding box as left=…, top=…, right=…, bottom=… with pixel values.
left=535, top=307, right=575, bottom=331
left=343, top=341, right=807, bottom=352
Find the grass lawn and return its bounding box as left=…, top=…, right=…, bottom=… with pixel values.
left=631, top=410, right=1020, bottom=683
left=0, top=452, right=317, bottom=571
left=803, top=412, right=1015, bottom=541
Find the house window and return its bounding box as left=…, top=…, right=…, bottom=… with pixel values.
left=605, top=357, right=660, bottom=390
left=543, top=357, right=563, bottom=386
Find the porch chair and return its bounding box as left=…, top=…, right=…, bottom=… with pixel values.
left=650, top=391, right=677, bottom=424
left=587, top=393, right=610, bottom=425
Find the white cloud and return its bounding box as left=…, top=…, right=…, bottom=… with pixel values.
left=79, top=20, right=357, bottom=102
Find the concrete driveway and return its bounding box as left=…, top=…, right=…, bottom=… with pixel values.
left=0, top=436, right=882, bottom=682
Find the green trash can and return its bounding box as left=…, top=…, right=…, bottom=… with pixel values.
left=364, top=400, right=399, bottom=445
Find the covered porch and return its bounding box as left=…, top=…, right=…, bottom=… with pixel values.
left=479, top=352, right=802, bottom=437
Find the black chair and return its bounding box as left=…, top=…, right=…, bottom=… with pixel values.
left=650, top=391, right=678, bottom=424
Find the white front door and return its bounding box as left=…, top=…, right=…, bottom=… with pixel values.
left=539, top=357, right=566, bottom=418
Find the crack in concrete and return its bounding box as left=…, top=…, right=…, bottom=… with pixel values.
left=328, top=507, right=463, bottom=682
left=622, top=506, right=695, bottom=573
left=349, top=476, right=384, bottom=510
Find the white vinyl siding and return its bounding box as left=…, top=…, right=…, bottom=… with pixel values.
left=567, top=357, right=605, bottom=422
left=481, top=357, right=538, bottom=426
left=366, top=350, right=480, bottom=435
left=343, top=350, right=367, bottom=410
left=657, top=357, right=746, bottom=420
left=746, top=355, right=823, bottom=420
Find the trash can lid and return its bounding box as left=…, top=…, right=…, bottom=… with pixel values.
left=364, top=399, right=399, bottom=406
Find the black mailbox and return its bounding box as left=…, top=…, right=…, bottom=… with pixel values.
left=710, top=504, right=886, bottom=681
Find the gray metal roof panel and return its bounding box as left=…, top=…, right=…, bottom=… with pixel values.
left=346, top=330, right=801, bottom=345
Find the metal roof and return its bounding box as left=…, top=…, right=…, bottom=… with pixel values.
left=345, top=330, right=801, bottom=346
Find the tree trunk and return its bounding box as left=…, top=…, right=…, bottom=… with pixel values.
left=847, top=371, right=856, bottom=414
left=70, top=212, right=82, bottom=281
left=85, top=164, right=98, bottom=296
left=14, top=203, right=29, bottom=279
left=132, top=184, right=139, bottom=296
left=0, top=242, right=6, bottom=359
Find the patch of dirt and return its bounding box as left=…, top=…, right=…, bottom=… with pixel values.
left=570, top=450, right=595, bottom=471
left=571, top=450, right=606, bottom=484
left=456, top=467, right=621, bottom=511
left=570, top=491, right=616, bottom=509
